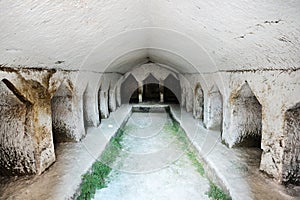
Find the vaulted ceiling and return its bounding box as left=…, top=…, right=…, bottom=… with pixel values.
left=0, top=0, right=299, bottom=74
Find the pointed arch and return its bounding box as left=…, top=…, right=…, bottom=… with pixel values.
left=51, top=80, right=75, bottom=142
left=143, top=73, right=160, bottom=102
left=163, top=74, right=180, bottom=103
left=230, top=81, right=262, bottom=147
left=121, top=74, right=139, bottom=104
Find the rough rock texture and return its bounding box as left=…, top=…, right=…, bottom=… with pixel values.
left=193, top=83, right=204, bottom=119
left=0, top=0, right=299, bottom=186
left=218, top=69, right=300, bottom=183
left=98, top=73, right=122, bottom=119
left=82, top=73, right=102, bottom=127
left=229, top=82, right=262, bottom=147
left=0, top=80, right=36, bottom=175
left=0, top=67, right=56, bottom=175
left=99, top=90, right=109, bottom=119
left=51, top=81, right=81, bottom=142
left=179, top=74, right=194, bottom=112
left=282, top=104, right=300, bottom=185
left=205, top=85, right=223, bottom=130
left=1, top=1, right=299, bottom=74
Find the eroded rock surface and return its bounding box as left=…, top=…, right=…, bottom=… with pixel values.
left=0, top=80, right=36, bottom=175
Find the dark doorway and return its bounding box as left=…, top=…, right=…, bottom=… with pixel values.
left=163, top=74, right=180, bottom=103
left=143, top=74, right=160, bottom=102
left=121, top=74, right=139, bottom=104
left=231, top=82, right=262, bottom=148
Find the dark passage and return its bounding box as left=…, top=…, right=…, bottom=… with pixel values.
left=163, top=74, right=180, bottom=104
left=121, top=74, right=139, bottom=104
left=143, top=74, right=160, bottom=102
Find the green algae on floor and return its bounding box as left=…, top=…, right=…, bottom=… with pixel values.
left=78, top=107, right=231, bottom=200
left=163, top=121, right=205, bottom=176
left=163, top=118, right=231, bottom=200
left=76, top=128, right=125, bottom=200
left=207, top=181, right=232, bottom=200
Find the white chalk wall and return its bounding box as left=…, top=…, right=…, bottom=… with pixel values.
left=0, top=0, right=299, bottom=182
left=0, top=0, right=299, bottom=73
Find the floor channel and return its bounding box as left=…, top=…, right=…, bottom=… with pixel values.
left=78, top=107, right=226, bottom=200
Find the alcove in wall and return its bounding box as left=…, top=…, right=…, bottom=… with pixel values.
left=282, top=103, right=300, bottom=185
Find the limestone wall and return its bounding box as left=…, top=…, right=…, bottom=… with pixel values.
left=0, top=80, right=36, bottom=175
left=205, top=85, right=223, bottom=130
left=0, top=66, right=121, bottom=175
left=0, top=0, right=299, bottom=187
left=165, top=67, right=299, bottom=184
left=282, top=104, right=300, bottom=185
left=0, top=67, right=56, bottom=175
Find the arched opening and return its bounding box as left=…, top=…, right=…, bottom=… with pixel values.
left=0, top=79, right=36, bottom=175
left=163, top=74, right=180, bottom=104
left=143, top=73, right=160, bottom=102
left=51, top=81, right=75, bottom=143
left=231, top=82, right=262, bottom=148
left=282, top=103, right=300, bottom=185
left=193, top=83, right=204, bottom=119
left=206, top=85, right=223, bottom=131
left=121, top=74, right=139, bottom=104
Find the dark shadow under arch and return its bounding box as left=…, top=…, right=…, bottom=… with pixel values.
left=163, top=74, right=180, bottom=104
left=231, top=82, right=262, bottom=148
left=143, top=73, right=160, bottom=102
left=121, top=74, right=139, bottom=104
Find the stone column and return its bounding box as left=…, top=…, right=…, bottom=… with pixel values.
left=138, top=81, right=143, bottom=103
left=0, top=70, right=56, bottom=175
left=205, top=89, right=223, bottom=130
left=109, top=89, right=117, bottom=112
left=160, top=80, right=164, bottom=103
left=83, top=75, right=101, bottom=127
left=186, top=88, right=193, bottom=112
left=51, top=79, right=86, bottom=142
left=99, top=90, right=109, bottom=118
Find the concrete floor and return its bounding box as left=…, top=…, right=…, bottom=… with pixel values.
left=94, top=110, right=210, bottom=200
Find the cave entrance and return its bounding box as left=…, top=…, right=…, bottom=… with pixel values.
left=143, top=74, right=160, bottom=102
left=163, top=74, right=180, bottom=104
left=282, top=103, right=300, bottom=185
left=231, top=82, right=262, bottom=148
left=121, top=74, right=139, bottom=104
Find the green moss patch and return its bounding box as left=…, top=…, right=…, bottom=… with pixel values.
left=163, top=121, right=204, bottom=176
left=77, top=129, right=124, bottom=200
left=163, top=120, right=230, bottom=199
left=207, top=181, right=232, bottom=200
